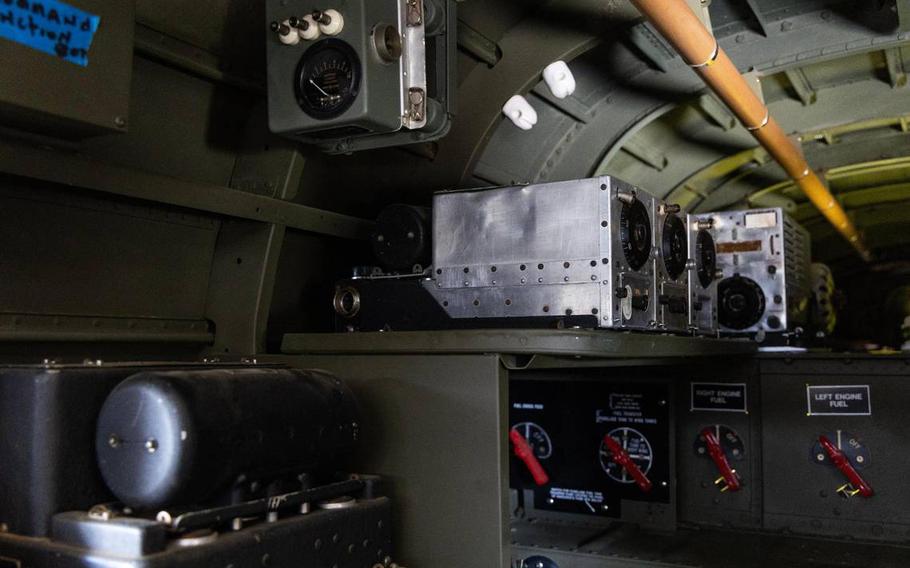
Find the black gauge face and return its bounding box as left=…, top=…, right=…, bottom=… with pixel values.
left=620, top=198, right=652, bottom=271
left=511, top=421, right=553, bottom=460
left=696, top=230, right=717, bottom=289
left=599, top=427, right=654, bottom=484
left=295, top=39, right=361, bottom=119
left=695, top=425, right=745, bottom=461
left=811, top=431, right=870, bottom=469
left=717, top=276, right=766, bottom=330
left=661, top=214, right=687, bottom=280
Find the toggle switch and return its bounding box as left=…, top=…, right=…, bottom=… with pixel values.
left=602, top=433, right=653, bottom=493
left=289, top=15, right=321, bottom=40
left=698, top=427, right=741, bottom=492
left=270, top=20, right=300, bottom=45
left=510, top=428, right=549, bottom=486
left=815, top=434, right=873, bottom=498
left=312, top=9, right=344, bottom=36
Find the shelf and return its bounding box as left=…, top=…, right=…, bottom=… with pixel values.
left=281, top=329, right=756, bottom=360
left=512, top=521, right=910, bottom=567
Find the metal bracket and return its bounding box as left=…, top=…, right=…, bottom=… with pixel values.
left=884, top=48, right=908, bottom=89
left=784, top=67, right=818, bottom=105
left=698, top=93, right=736, bottom=130
left=628, top=23, right=677, bottom=72
left=622, top=137, right=669, bottom=171
left=456, top=19, right=501, bottom=67
left=406, top=0, right=423, bottom=26
left=401, top=0, right=428, bottom=129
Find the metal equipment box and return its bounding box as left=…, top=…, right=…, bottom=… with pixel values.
left=0, top=0, right=134, bottom=138
left=424, top=176, right=658, bottom=331
left=653, top=198, right=690, bottom=332
left=687, top=213, right=720, bottom=335
left=703, top=208, right=811, bottom=335
left=266, top=0, right=455, bottom=153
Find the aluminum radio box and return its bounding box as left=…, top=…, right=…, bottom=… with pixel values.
left=701, top=208, right=811, bottom=335
left=653, top=199, right=690, bottom=332
left=424, top=176, right=659, bottom=331
left=687, top=213, right=720, bottom=335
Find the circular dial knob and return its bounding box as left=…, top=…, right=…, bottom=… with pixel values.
left=694, top=424, right=745, bottom=459
left=661, top=213, right=687, bottom=280
left=619, top=197, right=652, bottom=271
left=695, top=229, right=717, bottom=288
left=811, top=430, right=870, bottom=469
left=599, top=427, right=653, bottom=484
left=295, top=39, right=361, bottom=119
left=511, top=421, right=553, bottom=460
left=718, top=275, right=766, bottom=330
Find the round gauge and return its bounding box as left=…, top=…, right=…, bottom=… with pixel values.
left=599, top=427, right=653, bottom=483
left=619, top=198, right=652, bottom=271
left=695, top=425, right=745, bottom=460
left=661, top=214, right=687, bottom=280
left=717, top=276, right=766, bottom=330
left=695, top=229, right=717, bottom=288
left=294, top=39, right=362, bottom=119
left=511, top=422, right=553, bottom=460
left=812, top=431, right=871, bottom=469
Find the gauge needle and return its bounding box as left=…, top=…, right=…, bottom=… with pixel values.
left=309, top=79, right=331, bottom=97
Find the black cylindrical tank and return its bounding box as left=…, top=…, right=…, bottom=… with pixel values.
left=95, top=368, right=359, bottom=510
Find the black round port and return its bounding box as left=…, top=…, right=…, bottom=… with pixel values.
left=718, top=276, right=766, bottom=330
left=372, top=23, right=402, bottom=63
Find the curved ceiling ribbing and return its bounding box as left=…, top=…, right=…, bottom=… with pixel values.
left=470, top=0, right=909, bottom=261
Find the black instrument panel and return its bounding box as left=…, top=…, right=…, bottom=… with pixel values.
left=510, top=379, right=671, bottom=520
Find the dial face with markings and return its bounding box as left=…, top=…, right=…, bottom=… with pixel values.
left=620, top=198, right=652, bottom=271
left=295, top=39, right=361, bottom=119
left=662, top=213, right=688, bottom=280
left=599, top=427, right=654, bottom=483
left=512, top=421, right=553, bottom=460
left=695, top=229, right=717, bottom=288
left=694, top=424, right=745, bottom=460
left=812, top=430, right=871, bottom=469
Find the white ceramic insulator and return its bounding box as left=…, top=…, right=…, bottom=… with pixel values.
left=279, top=19, right=301, bottom=45
left=542, top=61, right=576, bottom=99
left=502, top=95, right=537, bottom=131
left=298, top=15, right=321, bottom=40
left=318, top=9, right=344, bottom=36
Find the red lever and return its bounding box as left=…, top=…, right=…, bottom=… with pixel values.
left=818, top=435, right=873, bottom=498
left=701, top=428, right=741, bottom=492
left=509, top=428, right=549, bottom=486
left=603, top=434, right=653, bottom=493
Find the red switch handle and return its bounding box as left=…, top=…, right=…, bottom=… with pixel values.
left=509, top=428, right=549, bottom=486
left=603, top=434, right=653, bottom=493
left=701, top=428, right=741, bottom=492
left=818, top=435, right=873, bottom=498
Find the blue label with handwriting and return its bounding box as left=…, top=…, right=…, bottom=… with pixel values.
left=0, top=0, right=100, bottom=66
